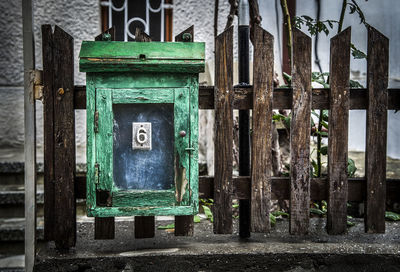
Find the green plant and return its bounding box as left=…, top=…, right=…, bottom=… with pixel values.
left=385, top=211, right=400, bottom=221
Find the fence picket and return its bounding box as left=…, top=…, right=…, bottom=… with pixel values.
left=250, top=25, right=274, bottom=232
left=327, top=27, right=351, bottom=234
left=365, top=26, right=389, bottom=233
left=214, top=26, right=234, bottom=234
left=52, top=26, right=76, bottom=249
left=42, top=25, right=55, bottom=242
left=290, top=29, right=312, bottom=235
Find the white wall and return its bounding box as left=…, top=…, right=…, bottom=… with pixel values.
left=259, top=0, right=400, bottom=158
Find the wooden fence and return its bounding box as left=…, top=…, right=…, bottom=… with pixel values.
left=38, top=24, right=400, bottom=249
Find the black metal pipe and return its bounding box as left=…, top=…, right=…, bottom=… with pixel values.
left=238, top=0, right=251, bottom=239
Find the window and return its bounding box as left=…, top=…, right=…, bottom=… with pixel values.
left=100, top=0, right=173, bottom=41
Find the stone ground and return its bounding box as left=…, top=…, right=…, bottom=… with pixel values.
left=32, top=217, right=400, bottom=272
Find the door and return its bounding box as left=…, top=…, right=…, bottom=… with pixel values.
left=95, top=88, right=191, bottom=211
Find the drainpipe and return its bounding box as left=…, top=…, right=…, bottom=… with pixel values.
left=238, top=0, right=251, bottom=238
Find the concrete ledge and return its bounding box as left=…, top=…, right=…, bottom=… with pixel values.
left=34, top=218, right=400, bottom=271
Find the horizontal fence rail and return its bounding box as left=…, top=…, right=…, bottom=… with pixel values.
left=75, top=176, right=400, bottom=202
left=74, top=86, right=400, bottom=110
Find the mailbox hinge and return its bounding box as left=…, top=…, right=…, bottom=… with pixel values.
left=94, top=111, right=99, bottom=133
left=94, top=163, right=99, bottom=184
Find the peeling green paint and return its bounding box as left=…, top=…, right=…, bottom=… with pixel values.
left=82, top=42, right=203, bottom=217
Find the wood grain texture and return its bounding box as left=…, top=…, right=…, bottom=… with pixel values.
left=74, top=86, right=400, bottom=110
left=290, top=29, right=312, bottom=235
left=41, top=25, right=55, bottom=241
left=77, top=175, right=400, bottom=203
left=365, top=26, right=389, bottom=233
left=250, top=25, right=274, bottom=233
left=327, top=27, right=351, bottom=235
left=94, top=217, right=115, bottom=239
left=175, top=216, right=194, bottom=236
left=135, top=216, right=155, bottom=238
left=135, top=28, right=152, bottom=42
left=214, top=26, right=234, bottom=234
left=52, top=26, right=76, bottom=249
left=174, top=25, right=195, bottom=237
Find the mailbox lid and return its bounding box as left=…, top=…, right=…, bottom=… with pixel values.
left=79, top=41, right=205, bottom=73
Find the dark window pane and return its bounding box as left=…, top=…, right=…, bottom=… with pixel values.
left=113, top=103, right=175, bottom=190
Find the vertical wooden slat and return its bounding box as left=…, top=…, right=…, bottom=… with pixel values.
left=42, top=25, right=55, bottom=242
left=135, top=216, right=155, bottom=238
left=53, top=26, right=76, bottom=249
left=290, top=29, right=312, bottom=235
left=250, top=25, right=274, bottom=233
left=133, top=33, right=156, bottom=239
left=365, top=26, right=389, bottom=233
left=327, top=27, right=351, bottom=235
left=94, top=29, right=115, bottom=240
left=175, top=26, right=195, bottom=236
left=23, top=0, right=36, bottom=269
left=214, top=26, right=234, bottom=234
left=95, top=217, right=115, bottom=239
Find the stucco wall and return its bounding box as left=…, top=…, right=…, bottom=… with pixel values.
left=0, top=0, right=100, bottom=162
left=1, top=0, right=400, bottom=163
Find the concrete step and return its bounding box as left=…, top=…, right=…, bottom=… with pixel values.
left=0, top=217, right=44, bottom=243
left=34, top=218, right=400, bottom=272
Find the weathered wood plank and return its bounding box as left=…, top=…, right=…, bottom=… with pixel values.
left=52, top=26, right=76, bottom=249
left=250, top=25, right=273, bottom=233
left=77, top=175, right=400, bottom=203
left=74, top=86, right=400, bottom=110
left=214, top=26, right=234, bottom=234
left=94, top=30, right=116, bottom=240
left=135, top=28, right=152, bottom=42
left=94, top=217, right=115, bottom=239
left=290, top=29, right=312, bottom=235
left=327, top=27, right=351, bottom=235
left=174, top=25, right=195, bottom=237
left=135, top=216, right=155, bottom=238
left=365, top=26, right=389, bottom=233
left=42, top=25, right=55, bottom=242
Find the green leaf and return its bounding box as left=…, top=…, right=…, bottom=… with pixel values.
left=347, top=158, right=357, bottom=177
left=320, top=145, right=328, bottom=155
left=349, top=79, right=364, bottom=88
left=232, top=204, right=239, bottom=209
left=310, top=207, right=325, bottom=215
left=194, top=215, right=201, bottom=223
left=158, top=223, right=175, bottom=230
left=283, top=72, right=292, bottom=85
left=385, top=211, right=400, bottom=221
left=202, top=205, right=213, bottom=222
left=272, top=211, right=289, bottom=217
left=270, top=213, right=276, bottom=226
left=351, top=43, right=367, bottom=59
left=347, top=220, right=356, bottom=227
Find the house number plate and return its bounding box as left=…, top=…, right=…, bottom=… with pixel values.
left=132, top=122, right=152, bottom=150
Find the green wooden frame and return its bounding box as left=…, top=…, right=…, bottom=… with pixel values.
left=81, top=41, right=204, bottom=217
left=85, top=72, right=200, bottom=217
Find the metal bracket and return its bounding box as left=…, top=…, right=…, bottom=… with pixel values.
left=32, top=69, right=43, bottom=101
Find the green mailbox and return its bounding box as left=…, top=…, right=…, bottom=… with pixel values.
left=79, top=41, right=205, bottom=217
